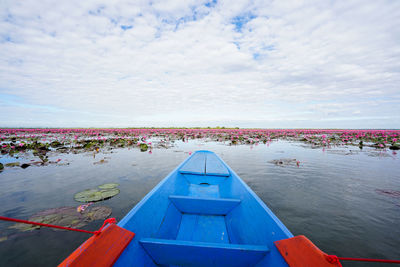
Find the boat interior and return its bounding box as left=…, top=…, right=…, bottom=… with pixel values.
left=114, top=151, right=292, bottom=267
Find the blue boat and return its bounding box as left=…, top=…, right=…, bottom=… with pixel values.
left=112, top=150, right=293, bottom=266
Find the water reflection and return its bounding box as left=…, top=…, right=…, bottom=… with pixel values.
left=0, top=140, right=399, bottom=266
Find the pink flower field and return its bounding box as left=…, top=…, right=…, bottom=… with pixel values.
left=1, top=128, right=399, bottom=150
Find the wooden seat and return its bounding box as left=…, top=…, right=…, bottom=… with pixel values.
left=169, top=195, right=240, bottom=215
left=140, top=238, right=269, bottom=267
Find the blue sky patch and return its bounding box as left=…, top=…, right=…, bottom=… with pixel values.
left=205, top=0, right=217, bottom=8
left=88, top=5, right=106, bottom=16
left=263, top=44, right=275, bottom=51
left=121, top=25, right=133, bottom=31
left=0, top=93, right=63, bottom=112
left=7, top=58, right=23, bottom=66
left=233, top=41, right=240, bottom=50
left=231, top=12, right=257, bottom=32
left=2, top=35, right=12, bottom=43
left=253, top=53, right=260, bottom=60
left=0, top=93, right=22, bottom=104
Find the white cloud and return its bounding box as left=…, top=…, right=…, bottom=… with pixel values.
left=0, top=0, right=399, bottom=128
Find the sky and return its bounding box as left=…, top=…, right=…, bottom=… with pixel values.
left=0, top=0, right=399, bottom=129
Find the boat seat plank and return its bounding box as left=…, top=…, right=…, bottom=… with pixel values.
left=169, top=195, right=241, bottom=215
left=179, top=153, right=206, bottom=175
left=205, top=153, right=230, bottom=176
left=176, top=214, right=229, bottom=243
left=140, top=238, right=269, bottom=267
left=188, top=184, right=220, bottom=197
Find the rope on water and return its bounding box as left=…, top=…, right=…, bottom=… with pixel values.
left=0, top=216, right=116, bottom=235
left=326, top=254, right=400, bottom=265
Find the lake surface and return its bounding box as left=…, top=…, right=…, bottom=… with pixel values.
left=0, top=139, right=399, bottom=266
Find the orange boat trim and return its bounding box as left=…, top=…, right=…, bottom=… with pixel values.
left=58, top=224, right=135, bottom=267
left=274, top=235, right=341, bottom=267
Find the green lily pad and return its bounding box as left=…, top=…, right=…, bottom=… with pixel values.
left=10, top=206, right=112, bottom=232
left=74, top=184, right=120, bottom=203
left=140, top=143, right=148, bottom=152
left=5, top=162, right=20, bottom=167
left=98, top=183, right=119, bottom=189
left=74, top=189, right=103, bottom=202
left=99, top=188, right=120, bottom=200
left=50, top=141, right=63, bottom=148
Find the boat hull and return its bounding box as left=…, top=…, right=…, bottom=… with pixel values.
left=114, top=150, right=293, bottom=266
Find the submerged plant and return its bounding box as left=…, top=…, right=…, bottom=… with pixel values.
left=9, top=206, right=112, bottom=232
left=269, top=158, right=299, bottom=167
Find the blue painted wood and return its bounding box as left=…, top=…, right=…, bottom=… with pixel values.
left=205, top=152, right=230, bottom=176
left=113, top=150, right=293, bottom=267
left=184, top=174, right=228, bottom=185
left=191, top=215, right=229, bottom=243
left=155, top=203, right=182, bottom=239
left=188, top=184, right=220, bottom=197
left=140, top=238, right=269, bottom=267
left=179, top=152, right=206, bottom=175
left=176, top=214, right=229, bottom=243
left=169, top=195, right=240, bottom=215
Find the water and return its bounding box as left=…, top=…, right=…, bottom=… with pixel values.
left=0, top=140, right=399, bottom=266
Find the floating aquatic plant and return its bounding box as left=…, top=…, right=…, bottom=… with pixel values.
left=94, top=159, right=108, bottom=165
left=74, top=183, right=120, bottom=202
left=9, top=206, right=112, bottom=232
left=269, top=158, right=300, bottom=167
left=5, top=162, right=20, bottom=167
left=50, top=141, right=63, bottom=148
left=140, top=143, right=149, bottom=152
left=389, top=144, right=400, bottom=150
left=0, top=128, right=399, bottom=157
left=77, top=202, right=93, bottom=213
left=84, top=206, right=113, bottom=220
left=74, top=189, right=101, bottom=202
left=98, top=183, right=119, bottom=189
left=375, top=189, right=400, bottom=198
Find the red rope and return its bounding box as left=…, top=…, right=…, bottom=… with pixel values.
left=326, top=255, right=342, bottom=266
left=95, top=218, right=117, bottom=234
left=327, top=255, right=400, bottom=265
left=0, top=216, right=116, bottom=235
